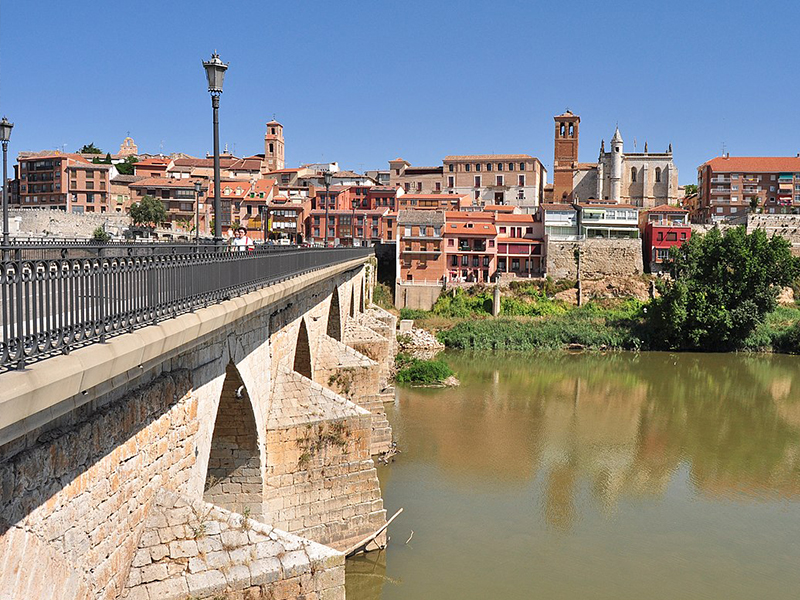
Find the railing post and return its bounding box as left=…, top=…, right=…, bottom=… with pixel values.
left=98, top=251, right=106, bottom=343
left=15, top=247, right=25, bottom=370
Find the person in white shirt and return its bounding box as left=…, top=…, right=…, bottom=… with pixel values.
left=231, top=226, right=254, bottom=251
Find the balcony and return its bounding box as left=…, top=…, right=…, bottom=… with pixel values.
left=712, top=177, right=731, bottom=184
left=711, top=188, right=730, bottom=195
left=742, top=177, right=759, bottom=184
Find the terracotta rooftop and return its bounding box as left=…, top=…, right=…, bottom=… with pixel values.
left=172, top=158, right=237, bottom=168
left=483, top=204, right=518, bottom=212
left=701, top=156, right=800, bottom=173
left=645, top=205, right=688, bottom=213
left=541, top=203, right=575, bottom=211
left=66, top=162, right=112, bottom=171
left=446, top=222, right=496, bottom=235
left=495, top=214, right=535, bottom=222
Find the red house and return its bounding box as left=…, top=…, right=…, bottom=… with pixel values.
left=643, top=206, right=691, bottom=272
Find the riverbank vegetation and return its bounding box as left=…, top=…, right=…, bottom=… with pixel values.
left=401, top=227, right=800, bottom=354
left=395, top=352, right=455, bottom=385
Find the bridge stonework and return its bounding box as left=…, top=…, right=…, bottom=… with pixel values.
left=0, top=258, right=397, bottom=600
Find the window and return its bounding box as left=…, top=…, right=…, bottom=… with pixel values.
left=472, top=257, right=479, bottom=267
left=483, top=257, right=490, bottom=267
left=448, top=176, right=454, bottom=187
left=656, top=248, right=669, bottom=260
left=499, top=226, right=506, bottom=233
left=465, top=164, right=471, bottom=172
left=269, top=143, right=274, bottom=153
left=404, top=226, right=411, bottom=236
left=497, top=163, right=503, bottom=171
left=519, top=162, right=525, bottom=171
left=486, top=163, right=492, bottom=171
left=731, top=207, right=738, bottom=213
left=448, top=238, right=454, bottom=246
left=448, top=164, right=454, bottom=172
left=451, top=256, right=458, bottom=266
left=476, top=164, right=481, bottom=172
left=435, top=182, right=441, bottom=191
left=420, top=226, right=427, bottom=236
left=770, top=186, right=775, bottom=192
left=474, top=190, right=479, bottom=199
left=508, top=163, right=515, bottom=171
left=496, top=176, right=504, bottom=186
left=655, top=167, right=662, bottom=183
left=631, top=167, right=637, bottom=183
left=474, top=176, right=481, bottom=187
left=518, top=175, right=525, bottom=186
left=569, top=124, right=574, bottom=137
left=417, top=182, right=422, bottom=192
left=716, top=207, right=723, bottom=213
left=666, top=232, right=677, bottom=241
left=512, top=259, right=520, bottom=270
left=461, top=256, right=468, bottom=266
left=732, top=185, right=738, bottom=191
left=560, top=123, right=565, bottom=137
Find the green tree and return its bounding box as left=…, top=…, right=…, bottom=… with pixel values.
left=683, top=184, right=698, bottom=196
left=78, top=143, right=103, bottom=154
left=749, top=195, right=760, bottom=213
left=116, top=155, right=139, bottom=175
left=92, top=226, right=111, bottom=242
left=129, top=195, right=167, bottom=229
left=646, top=226, right=799, bottom=351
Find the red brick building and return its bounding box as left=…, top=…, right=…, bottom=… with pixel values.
left=643, top=205, right=691, bottom=272
left=443, top=212, right=497, bottom=283
left=696, top=156, right=800, bottom=222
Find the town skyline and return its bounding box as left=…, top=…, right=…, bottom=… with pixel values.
left=4, top=1, right=800, bottom=183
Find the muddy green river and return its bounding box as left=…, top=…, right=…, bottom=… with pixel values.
left=346, top=351, right=800, bottom=599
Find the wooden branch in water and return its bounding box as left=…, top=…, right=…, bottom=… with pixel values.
left=345, top=508, right=403, bottom=558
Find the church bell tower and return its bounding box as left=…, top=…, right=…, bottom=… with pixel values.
left=553, top=110, right=580, bottom=202
left=262, top=120, right=285, bottom=174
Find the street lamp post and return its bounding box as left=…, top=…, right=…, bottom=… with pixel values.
left=323, top=171, right=332, bottom=247
left=351, top=197, right=357, bottom=247
left=193, top=180, right=202, bottom=244
left=202, top=52, right=228, bottom=246
left=0, top=117, right=14, bottom=247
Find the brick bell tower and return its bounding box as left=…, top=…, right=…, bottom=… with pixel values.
left=262, top=119, right=285, bottom=174
left=553, top=110, right=580, bottom=202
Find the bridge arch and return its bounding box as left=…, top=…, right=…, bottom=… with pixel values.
left=326, top=289, right=342, bottom=341
left=349, top=288, right=355, bottom=318
left=203, top=362, right=264, bottom=518
left=293, top=318, right=313, bottom=379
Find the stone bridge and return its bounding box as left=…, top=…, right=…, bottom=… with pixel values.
left=0, top=253, right=397, bottom=600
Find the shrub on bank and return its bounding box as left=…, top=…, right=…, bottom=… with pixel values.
left=395, top=355, right=454, bottom=384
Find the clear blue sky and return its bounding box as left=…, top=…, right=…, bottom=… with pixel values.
left=2, top=0, right=799, bottom=184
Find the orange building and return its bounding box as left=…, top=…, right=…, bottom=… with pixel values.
left=397, top=210, right=447, bottom=283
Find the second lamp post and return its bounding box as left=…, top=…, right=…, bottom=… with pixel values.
left=202, top=52, right=228, bottom=245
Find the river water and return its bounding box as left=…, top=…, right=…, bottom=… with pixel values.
left=346, top=351, right=800, bottom=599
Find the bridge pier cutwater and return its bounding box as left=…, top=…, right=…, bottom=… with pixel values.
left=0, top=246, right=396, bottom=600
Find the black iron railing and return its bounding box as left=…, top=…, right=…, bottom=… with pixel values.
left=0, top=243, right=373, bottom=370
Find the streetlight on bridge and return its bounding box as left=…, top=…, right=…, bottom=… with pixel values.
left=0, top=116, right=14, bottom=247
left=202, top=52, right=228, bottom=245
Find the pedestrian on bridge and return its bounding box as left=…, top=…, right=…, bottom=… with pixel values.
left=231, top=226, right=254, bottom=251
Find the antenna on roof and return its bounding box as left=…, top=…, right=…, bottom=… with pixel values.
left=721, top=142, right=726, bottom=157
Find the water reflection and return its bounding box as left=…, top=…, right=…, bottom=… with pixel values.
left=348, top=351, right=800, bottom=600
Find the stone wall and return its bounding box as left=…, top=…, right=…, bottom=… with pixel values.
left=546, top=238, right=643, bottom=279
left=5, top=208, right=130, bottom=239
left=748, top=214, right=800, bottom=253
left=264, top=368, right=385, bottom=551
left=124, top=488, right=343, bottom=600
left=0, top=371, right=197, bottom=600
left=394, top=282, right=442, bottom=310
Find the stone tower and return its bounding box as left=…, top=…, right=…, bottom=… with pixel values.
left=119, top=136, right=138, bottom=157
left=262, top=120, right=285, bottom=173
left=610, top=126, right=623, bottom=202
left=553, top=110, right=580, bottom=202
